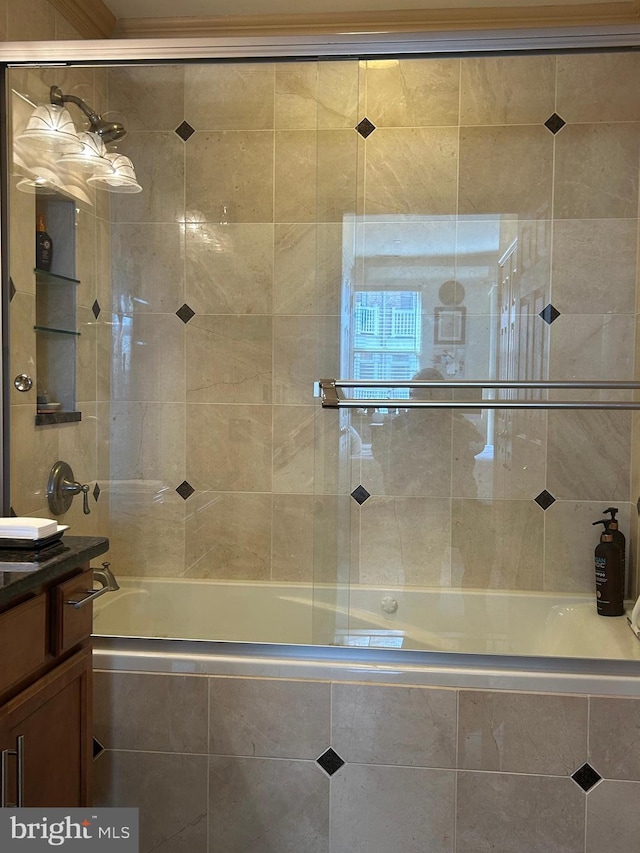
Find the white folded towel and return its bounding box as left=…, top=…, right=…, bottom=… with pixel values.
left=0, top=517, right=58, bottom=539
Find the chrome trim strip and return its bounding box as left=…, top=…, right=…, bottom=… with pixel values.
left=1, top=27, right=640, bottom=64
left=93, top=636, right=640, bottom=696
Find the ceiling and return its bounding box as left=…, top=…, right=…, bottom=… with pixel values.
left=102, top=0, right=623, bottom=19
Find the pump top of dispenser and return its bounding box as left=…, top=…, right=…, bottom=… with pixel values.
left=593, top=519, right=614, bottom=540
left=603, top=507, right=620, bottom=528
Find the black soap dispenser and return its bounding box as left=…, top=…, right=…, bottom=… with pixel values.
left=602, top=507, right=626, bottom=591
left=36, top=213, right=53, bottom=272
left=592, top=519, right=624, bottom=616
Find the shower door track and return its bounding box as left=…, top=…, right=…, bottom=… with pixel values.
left=317, top=379, right=640, bottom=409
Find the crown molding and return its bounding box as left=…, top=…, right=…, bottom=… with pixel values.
left=47, top=0, right=116, bottom=39
left=113, top=2, right=640, bottom=37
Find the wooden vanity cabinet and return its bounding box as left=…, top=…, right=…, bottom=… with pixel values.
left=0, top=564, right=93, bottom=807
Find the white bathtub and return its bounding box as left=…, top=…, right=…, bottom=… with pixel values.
left=92, top=577, right=640, bottom=661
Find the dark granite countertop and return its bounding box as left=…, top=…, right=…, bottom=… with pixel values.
left=0, top=535, right=109, bottom=608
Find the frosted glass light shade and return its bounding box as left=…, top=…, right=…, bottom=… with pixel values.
left=59, top=131, right=113, bottom=173
left=87, top=153, right=142, bottom=193
left=17, top=104, right=82, bottom=153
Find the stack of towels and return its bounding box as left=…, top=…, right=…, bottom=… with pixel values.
left=0, top=517, right=57, bottom=540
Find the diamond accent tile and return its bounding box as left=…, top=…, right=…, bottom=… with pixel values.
left=317, top=748, right=345, bottom=776
left=93, top=482, right=101, bottom=502
left=93, top=737, right=105, bottom=759
left=539, top=303, right=561, bottom=325
left=355, top=117, right=376, bottom=139
left=9, top=277, right=16, bottom=303
left=544, top=113, right=566, bottom=134
left=534, top=489, right=556, bottom=510
left=9, top=506, right=17, bottom=517
left=351, top=485, right=371, bottom=505
left=175, top=120, right=195, bottom=141
left=572, top=763, right=601, bottom=792
left=176, top=480, right=195, bottom=500
left=92, top=299, right=101, bottom=319
left=176, top=303, right=195, bottom=324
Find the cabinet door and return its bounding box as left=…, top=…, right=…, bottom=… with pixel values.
left=0, top=648, right=92, bottom=807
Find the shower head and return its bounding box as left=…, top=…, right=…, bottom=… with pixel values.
left=49, top=85, right=127, bottom=144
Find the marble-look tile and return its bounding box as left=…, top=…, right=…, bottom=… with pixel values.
left=273, top=406, right=315, bottom=493
left=58, top=402, right=97, bottom=481
left=456, top=772, right=584, bottom=853
left=108, top=401, right=185, bottom=484
left=95, top=312, right=112, bottom=404
left=209, top=756, right=329, bottom=853
left=111, top=132, right=185, bottom=224
left=209, top=677, right=330, bottom=758
left=358, top=497, right=452, bottom=587
left=185, top=404, right=272, bottom=492
left=184, top=491, right=271, bottom=580
left=94, top=671, right=208, bottom=753
left=275, top=62, right=319, bottom=130
left=332, top=683, right=456, bottom=767
left=275, top=61, right=359, bottom=130
left=275, top=129, right=359, bottom=224
left=94, top=751, right=207, bottom=853
left=75, top=209, right=97, bottom=310
left=451, top=412, right=493, bottom=499
left=185, top=63, right=274, bottom=130
left=547, top=410, right=631, bottom=501
left=589, top=696, right=640, bottom=780
left=370, top=411, right=453, bottom=497
left=186, top=316, right=272, bottom=404
left=551, top=220, right=637, bottom=314
left=7, top=0, right=55, bottom=39
left=185, top=223, right=273, bottom=315
left=271, top=494, right=314, bottom=581
left=10, top=404, right=58, bottom=515
left=54, top=10, right=82, bottom=39
left=365, top=57, right=459, bottom=127
left=549, top=314, right=634, bottom=390
left=111, top=313, right=185, bottom=403
left=273, top=316, right=320, bottom=405
left=111, top=223, right=185, bottom=314
left=331, top=764, right=454, bottom=853
left=107, top=485, right=186, bottom=577
left=544, top=500, right=630, bottom=593
left=586, top=780, right=640, bottom=853
left=557, top=52, right=640, bottom=123
left=76, top=306, right=97, bottom=405
left=458, top=690, right=588, bottom=774
left=460, top=56, right=555, bottom=125
left=451, top=499, right=544, bottom=590
left=459, top=126, right=553, bottom=218
left=108, top=66, right=185, bottom=132
left=274, top=224, right=317, bottom=314
left=553, top=124, right=640, bottom=219
left=186, top=131, right=273, bottom=223
left=365, top=127, right=458, bottom=218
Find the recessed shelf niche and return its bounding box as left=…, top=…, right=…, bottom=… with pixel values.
left=34, top=191, right=81, bottom=426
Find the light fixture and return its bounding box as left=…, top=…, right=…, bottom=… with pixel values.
left=59, top=131, right=113, bottom=173
left=87, top=153, right=142, bottom=194
left=16, top=85, right=140, bottom=197
left=17, top=103, right=83, bottom=153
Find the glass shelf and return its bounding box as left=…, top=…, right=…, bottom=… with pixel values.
left=34, top=268, right=80, bottom=285
left=34, top=325, right=80, bottom=337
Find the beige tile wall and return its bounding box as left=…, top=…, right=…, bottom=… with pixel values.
left=94, top=669, right=640, bottom=853
left=105, top=52, right=639, bottom=599
left=9, top=53, right=110, bottom=536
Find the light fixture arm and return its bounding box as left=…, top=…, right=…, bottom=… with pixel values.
left=49, top=85, right=126, bottom=144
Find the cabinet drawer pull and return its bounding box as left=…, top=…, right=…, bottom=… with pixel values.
left=66, top=563, right=119, bottom=609
left=1, top=735, right=25, bottom=807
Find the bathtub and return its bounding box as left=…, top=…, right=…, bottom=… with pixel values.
left=92, top=577, right=640, bottom=662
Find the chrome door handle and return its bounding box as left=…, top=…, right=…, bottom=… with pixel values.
left=1, top=735, right=25, bottom=807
